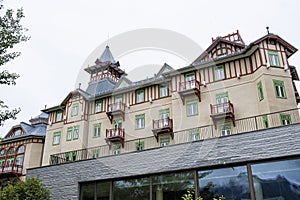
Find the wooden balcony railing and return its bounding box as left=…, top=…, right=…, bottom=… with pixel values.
left=210, top=101, right=235, bottom=129
left=106, top=128, right=125, bottom=147
left=152, top=117, right=173, bottom=141
left=106, top=102, right=125, bottom=123
left=178, top=80, right=201, bottom=104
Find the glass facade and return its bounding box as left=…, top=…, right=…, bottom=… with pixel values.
left=80, top=158, right=300, bottom=200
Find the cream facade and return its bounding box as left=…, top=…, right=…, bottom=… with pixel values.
left=42, top=31, right=299, bottom=166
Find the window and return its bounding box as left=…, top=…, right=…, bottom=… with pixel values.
left=93, top=124, right=101, bottom=137
left=280, top=114, right=291, bottom=125
left=73, top=126, right=79, bottom=140
left=189, top=129, right=200, bottom=141
left=71, top=103, right=79, bottom=116
left=220, top=124, right=231, bottom=136
left=7, top=148, right=15, bottom=155
left=95, top=100, right=102, bottom=113
left=159, top=85, right=168, bottom=98
left=113, top=144, right=121, bottom=155
left=186, top=100, right=198, bottom=116
left=185, top=73, right=195, bottom=89
left=135, top=141, right=145, bottom=151
left=66, top=127, right=73, bottom=141
left=214, top=65, right=225, bottom=80
left=273, top=80, right=286, bottom=98
left=263, top=115, right=269, bottom=128
left=114, top=95, right=122, bottom=103
left=160, top=137, right=170, bottom=147
left=257, top=81, right=264, bottom=101
left=56, top=110, right=63, bottom=122
left=215, top=92, right=229, bottom=113
left=0, top=149, right=5, bottom=156
left=159, top=108, right=170, bottom=119
left=135, top=114, right=145, bottom=129
left=92, top=148, right=100, bottom=158
left=268, top=50, right=280, bottom=66
left=136, top=89, right=145, bottom=103
left=53, top=132, right=61, bottom=145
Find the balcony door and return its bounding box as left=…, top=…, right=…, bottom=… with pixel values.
left=114, top=95, right=123, bottom=110
left=216, top=92, right=229, bottom=113
left=113, top=120, right=122, bottom=136
left=159, top=109, right=170, bottom=127
left=185, top=73, right=195, bottom=89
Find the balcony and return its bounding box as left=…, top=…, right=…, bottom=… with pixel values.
left=106, top=128, right=125, bottom=147
left=210, top=101, right=235, bottom=129
left=152, top=117, right=173, bottom=141
left=106, top=102, right=125, bottom=123
left=178, top=80, right=201, bottom=104
left=0, top=164, right=23, bottom=176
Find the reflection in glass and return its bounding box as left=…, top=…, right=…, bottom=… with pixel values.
left=251, top=159, right=300, bottom=200
left=114, top=177, right=149, bottom=200
left=152, top=171, right=194, bottom=200
left=80, top=182, right=95, bottom=200
left=198, top=166, right=250, bottom=200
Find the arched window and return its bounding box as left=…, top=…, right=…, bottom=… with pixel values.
left=7, top=148, right=15, bottom=155
left=0, top=149, right=6, bottom=156
left=17, top=145, right=25, bottom=154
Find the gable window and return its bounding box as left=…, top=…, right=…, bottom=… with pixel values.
left=56, top=110, right=63, bottom=122
left=95, top=100, right=102, bottom=113
left=220, top=124, right=231, bottom=136
left=135, top=114, right=145, bottom=129
left=280, top=114, right=291, bottom=125
left=53, top=132, right=61, bottom=145
left=73, top=126, right=79, bottom=140
left=189, top=129, right=200, bottom=141
left=186, top=100, right=198, bottom=116
left=159, top=85, right=168, bottom=98
left=135, top=141, right=145, bottom=151
left=93, top=123, right=101, bottom=137
left=214, top=65, right=225, bottom=81
left=71, top=103, right=79, bottom=116
left=273, top=80, right=286, bottom=98
left=268, top=51, right=280, bottom=66
left=257, top=81, right=264, bottom=101
left=160, top=137, right=170, bottom=147
left=66, top=127, right=73, bottom=141
left=136, top=89, right=145, bottom=103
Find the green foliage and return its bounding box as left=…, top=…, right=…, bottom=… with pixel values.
left=0, top=1, right=29, bottom=126
left=182, top=186, right=225, bottom=200
left=0, top=178, right=50, bottom=200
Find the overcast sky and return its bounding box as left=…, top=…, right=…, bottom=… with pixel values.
left=1, top=0, right=300, bottom=136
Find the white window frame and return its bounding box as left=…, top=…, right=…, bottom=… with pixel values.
left=186, top=100, right=198, bottom=116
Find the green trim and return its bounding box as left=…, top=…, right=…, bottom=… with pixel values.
left=95, top=100, right=102, bottom=113
left=189, top=129, right=200, bottom=141
left=159, top=108, right=170, bottom=118
left=257, top=81, right=264, bottom=101
left=220, top=124, right=231, bottom=136
left=185, top=72, right=195, bottom=80
left=52, top=132, right=61, bottom=145
left=73, top=126, right=79, bottom=140
left=71, top=103, right=79, bottom=116
left=280, top=114, right=292, bottom=125
left=135, top=114, right=145, bottom=129
left=214, top=65, right=225, bottom=81
left=262, top=115, right=269, bottom=128
left=93, top=123, right=101, bottom=138
left=136, top=89, right=145, bottom=103
left=66, top=127, right=73, bottom=141
left=159, top=85, right=169, bottom=98
left=160, top=137, right=170, bottom=147
left=186, top=100, right=198, bottom=117
left=55, top=110, right=63, bottom=122
left=135, top=141, right=145, bottom=150
left=273, top=80, right=286, bottom=99
left=268, top=50, right=280, bottom=67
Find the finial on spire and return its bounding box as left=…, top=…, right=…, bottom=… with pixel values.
left=266, top=26, right=270, bottom=34
left=78, top=83, right=81, bottom=89
left=107, top=33, right=110, bottom=46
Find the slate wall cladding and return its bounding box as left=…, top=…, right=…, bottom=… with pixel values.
left=27, top=124, right=300, bottom=200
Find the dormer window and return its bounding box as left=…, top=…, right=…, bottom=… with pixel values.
left=56, top=110, right=63, bottom=122
left=268, top=51, right=280, bottom=67
left=71, top=103, right=79, bottom=116
left=214, top=65, right=225, bottom=80
left=14, top=129, right=21, bottom=136
left=95, top=100, right=102, bottom=113
left=136, top=89, right=145, bottom=103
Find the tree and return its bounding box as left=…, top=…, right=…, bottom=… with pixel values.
left=0, top=177, right=50, bottom=200
left=0, top=0, right=29, bottom=126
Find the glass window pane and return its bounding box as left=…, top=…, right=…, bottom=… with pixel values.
left=96, top=181, right=110, bottom=200
left=114, top=177, right=150, bottom=200
left=251, top=159, right=300, bottom=199
left=81, top=182, right=95, bottom=200
left=152, top=171, right=194, bottom=200
left=198, top=166, right=250, bottom=200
